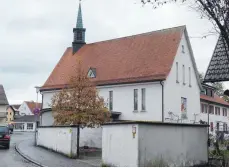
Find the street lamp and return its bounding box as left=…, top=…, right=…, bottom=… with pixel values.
left=34, top=86, right=40, bottom=146
left=35, top=86, right=40, bottom=107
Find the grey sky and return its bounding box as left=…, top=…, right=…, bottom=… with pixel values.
left=0, top=0, right=226, bottom=104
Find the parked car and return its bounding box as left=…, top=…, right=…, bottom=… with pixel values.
left=0, top=126, right=10, bottom=149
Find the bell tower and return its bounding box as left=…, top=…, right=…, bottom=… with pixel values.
left=72, top=0, right=86, bottom=55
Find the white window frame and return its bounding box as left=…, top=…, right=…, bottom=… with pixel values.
left=109, top=91, right=113, bottom=111
left=27, top=123, right=34, bottom=130
left=223, top=108, right=227, bottom=116
left=183, top=65, right=185, bottom=85
left=134, top=89, right=138, bottom=111
left=182, top=45, right=185, bottom=53
left=141, top=88, right=146, bottom=111
left=176, top=62, right=179, bottom=83
left=189, top=67, right=191, bottom=87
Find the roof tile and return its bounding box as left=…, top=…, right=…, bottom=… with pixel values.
left=200, top=94, right=229, bottom=106
left=42, top=26, right=185, bottom=89
left=25, top=101, right=42, bottom=114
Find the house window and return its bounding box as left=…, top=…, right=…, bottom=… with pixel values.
left=14, top=123, right=24, bottom=130
left=215, top=107, right=220, bottom=115
left=201, top=104, right=204, bottom=113
left=223, top=108, right=227, bottom=116
left=109, top=91, right=113, bottom=111
left=182, top=65, right=185, bottom=85
left=217, top=122, right=219, bottom=131
left=210, top=122, right=213, bottom=132
left=226, top=123, right=228, bottom=131
left=182, top=45, right=185, bottom=53
left=189, top=67, right=191, bottom=87
left=206, top=89, right=213, bottom=97
left=201, top=103, right=208, bottom=113
left=176, top=62, right=179, bottom=83
left=204, top=89, right=207, bottom=95
left=134, top=89, right=138, bottom=111
left=141, top=88, right=146, bottom=111
left=27, top=123, right=34, bottom=130
left=87, top=68, right=96, bottom=78
left=223, top=123, right=226, bottom=131
left=209, top=105, right=214, bottom=114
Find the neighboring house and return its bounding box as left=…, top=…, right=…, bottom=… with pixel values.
left=204, top=32, right=229, bottom=83
left=199, top=83, right=229, bottom=134
left=6, top=105, right=20, bottom=123
left=38, top=3, right=202, bottom=126
left=18, top=101, right=41, bottom=116
left=0, top=85, right=9, bottom=124
left=13, top=115, right=38, bottom=132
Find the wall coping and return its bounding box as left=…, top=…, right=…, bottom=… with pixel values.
left=102, top=121, right=209, bottom=127
left=38, top=125, right=79, bottom=128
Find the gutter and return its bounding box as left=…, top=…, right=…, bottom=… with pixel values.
left=40, top=79, right=167, bottom=92
left=160, top=81, right=165, bottom=122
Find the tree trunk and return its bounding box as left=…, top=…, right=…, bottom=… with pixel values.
left=77, top=125, right=80, bottom=158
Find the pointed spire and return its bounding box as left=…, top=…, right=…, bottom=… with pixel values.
left=76, top=0, right=83, bottom=28
left=72, top=0, right=86, bottom=55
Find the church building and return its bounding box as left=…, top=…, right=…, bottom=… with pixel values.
left=39, top=1, right=203, bottom=126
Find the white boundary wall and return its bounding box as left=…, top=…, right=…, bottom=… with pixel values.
left=102, top=122, right=208, bottom=167
left=37, top=126, right=102, bottom=158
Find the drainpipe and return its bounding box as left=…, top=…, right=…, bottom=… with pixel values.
left=207, top=102, right=210, bottom=164
left=160, top=81, right=164, bottom=122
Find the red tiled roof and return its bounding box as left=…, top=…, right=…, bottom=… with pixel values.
left=200, top=94, right=229, bottom=106
left=42, top=26, right=185, bottom=90
left=25, top=101, right=42, bottom=113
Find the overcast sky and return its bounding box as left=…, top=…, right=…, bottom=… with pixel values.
left=0, top=0, right=227, bottom=104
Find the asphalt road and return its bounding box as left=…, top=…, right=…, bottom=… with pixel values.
left=0, top=132, right=37, bottom=167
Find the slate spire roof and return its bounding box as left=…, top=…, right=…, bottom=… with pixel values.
left=76, top=1, right=83, bottom=29
left=0, top=85, right=8, bottom=105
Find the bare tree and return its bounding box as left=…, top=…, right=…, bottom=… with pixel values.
left=141, top=0, right=229, bottom=57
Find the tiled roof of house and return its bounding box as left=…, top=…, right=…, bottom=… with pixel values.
left=0, top=85, right=8, bottom=105
left=41, top=26, right=186, bottom=90
left=200, top=94, right=229, bottom=106
left=204, top=35, right=229, bottom=83
left=25, top=101, right=42, bottom=114
left=12, top=104, right=21, bottom=110
left=13, top=115, right=38, bottom=122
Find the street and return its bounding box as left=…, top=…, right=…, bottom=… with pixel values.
left=0, top=132, right=37, bottom=167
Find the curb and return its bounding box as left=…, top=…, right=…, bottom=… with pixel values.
left=77, top=159, right=99, bottom=167
left=15, top=140, right=46, bottom=167
left=15, top=140, right=100, bottom=167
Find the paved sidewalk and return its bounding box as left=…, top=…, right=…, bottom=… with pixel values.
left=16, top=139, right=101, bottom=167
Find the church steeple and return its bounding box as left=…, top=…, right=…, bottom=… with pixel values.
left=76, top=2, right=83, bottom=28
left=72, top=0, right=86, bottom=55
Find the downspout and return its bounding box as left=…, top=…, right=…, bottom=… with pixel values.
left=207, top=102, right=210, bottom=164
left=160, top=81, right=164, bottom=122
left=40, top=93, right=44, bottom=126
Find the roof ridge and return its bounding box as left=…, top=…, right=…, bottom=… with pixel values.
left=86, top=25, right=186, bottom=45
